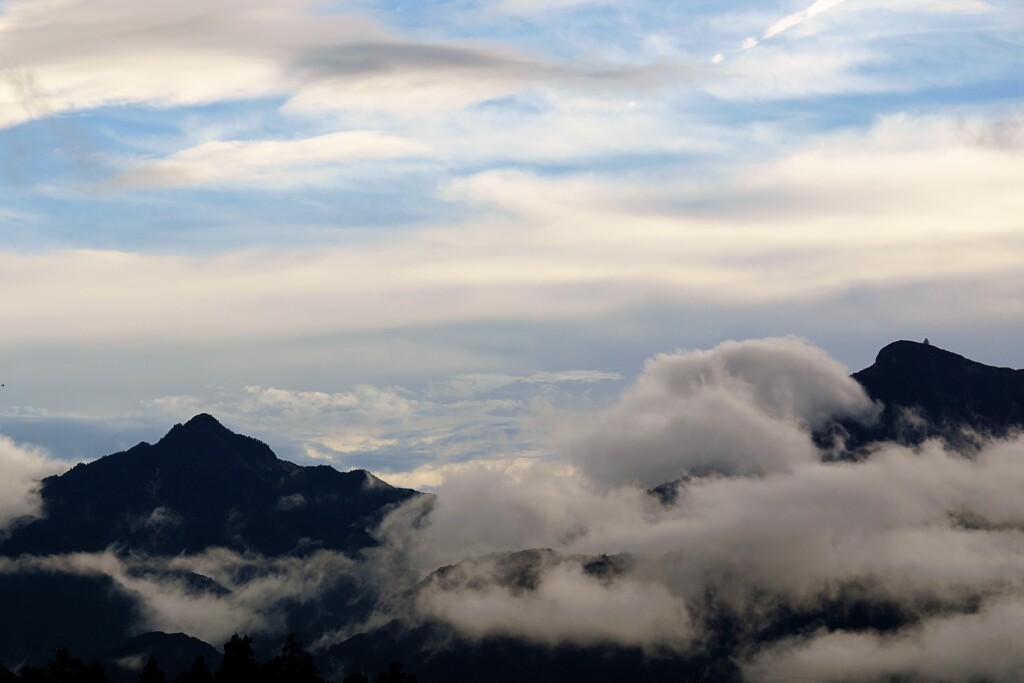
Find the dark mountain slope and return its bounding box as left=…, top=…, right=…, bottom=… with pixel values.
left=855, top=340, right=1024, bottom=432
left=1, top=414, right=418, bottom=557
left=818, top=340, right=1024, bottom=450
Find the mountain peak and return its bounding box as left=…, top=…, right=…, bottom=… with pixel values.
left=1, top=415, right=419, bottom=558
left=843, top=339, right=1024, bottom=448
left=873, top=339, right=973, bottom=368
left=183, top=413, right=225, bottom=429
left=168, top=413, right=231, bottom=437
left=158, top=413, right=245, bottom=451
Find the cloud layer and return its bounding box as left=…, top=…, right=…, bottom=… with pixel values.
left=364, top=339, right=1024, bottom=680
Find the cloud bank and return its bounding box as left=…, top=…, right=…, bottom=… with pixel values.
left=366, top=338, right=1024, bottom=680
left=0, top=435, right=66, bottom=532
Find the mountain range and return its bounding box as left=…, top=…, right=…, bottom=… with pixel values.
left=1, top=340, right=1022, bottom=680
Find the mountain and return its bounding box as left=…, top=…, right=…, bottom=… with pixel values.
left=3, top=343, right=1022, bottom=679
left=820, top=340, right=1024, bottom=451
left=0, top=414, right=419, bottom=557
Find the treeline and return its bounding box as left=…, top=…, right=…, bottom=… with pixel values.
left=0, top=634, right=415, bottom=683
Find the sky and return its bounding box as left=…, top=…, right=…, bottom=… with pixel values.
left=1, top=0, right=1023, bottom=481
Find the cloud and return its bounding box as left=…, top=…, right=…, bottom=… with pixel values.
left=417, top=555, right=692, bottom=650
left=0, top=0, right=674, bottom=130
left=0, top=548, right=363, bottom=647
left=0, top=0, right=301, bottom=128
left=113, top=131, right=429, bottom=190
left=2, top=112, right=1024, bottom=353
left=371, top=436, right=1024, bottom=671
left=362, top=339, right=1024, bottom=675
left=763, top=0, right=850, bottom=40
left=746, top=597, right=1024, bottom=682
left=0, top=434, right=67, bottom=531
left=437, top=369, right=622, bottom=399
left=138, top=370, right=616, bottom=476
left=570, top=337, right=875, bottom=485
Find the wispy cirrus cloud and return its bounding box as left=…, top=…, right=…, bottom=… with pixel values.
left=113, top=131, right=429, bottom=190
left=0, top=0, right=675, bottom=129
left=764, top=0, right=851, bottom=40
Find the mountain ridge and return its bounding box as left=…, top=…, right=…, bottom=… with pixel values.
left=834, top=339, right=1024, bottom=449
left=0, top=414, right=419, bottom=558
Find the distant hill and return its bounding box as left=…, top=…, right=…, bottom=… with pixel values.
left=819, top=340, right=1024, bottom=451
left=0, top=414, right=419, bottom=557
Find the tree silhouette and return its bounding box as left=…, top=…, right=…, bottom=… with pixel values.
left=138, top=659, right=166, bottom=683
left=374, top=661, right=416, bottom=683
left=19, top=649, right=108, bottom=683
left=0, top=662, right=18, bottom=683
left=262, top=635, right=323, bottom=683
left=340, top=674, right=368, bottom=683
left=215, top=636, right=259, bottom=683
left=173, top=657, right=213, bottom=683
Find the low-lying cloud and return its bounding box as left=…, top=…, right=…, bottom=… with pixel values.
left=0, top=435, right=66, bottom=532
left=570, top=337, right=876, bottom=485
left=4, top=337, right=1024, bottom=681
left=0, top=548, right=364, bottom=647
left=366, top=338, right=1024, bottom=680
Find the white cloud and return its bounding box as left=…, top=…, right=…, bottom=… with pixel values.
left=0, top=0, right=304, bottom=127
left=0, top=434, right=67, bottom=531
left=763, top=0, right=850, bottom=40
left=114, top=131, right=429, bottom=190
left=418, top=559, right=692, bottom=650
left=0, top=548, right=362, bottom=646
left=747, top=597, right=1024, bottom=682
left=372, top=422, right=1024, bottom=670
left=569, top=337, right=876, bottom=485
left=138, top=373, right=600, bottom=474
left=0, top=0, right=672, bottom=129
left=3, top=113, right=1024, bottom=346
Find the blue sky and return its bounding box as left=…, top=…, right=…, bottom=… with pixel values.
left=1, top=0, right=1023, bottom=483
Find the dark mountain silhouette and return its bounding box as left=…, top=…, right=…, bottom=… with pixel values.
left=101, top=633, right=220, bottom=682
left=821, top=340, right=1024, bottom=451
left=1, top=414, right=418, bottom=557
